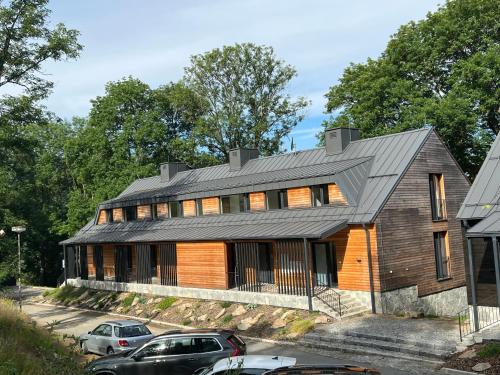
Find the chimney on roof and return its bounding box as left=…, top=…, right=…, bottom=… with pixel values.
left=229, top=148, right=259, bottom=171
left=160, top=162, right=187, bottom=182
left=325, top=127, right=360, bottom=155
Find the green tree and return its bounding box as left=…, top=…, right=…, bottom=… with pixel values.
left=64, top=78, right=211, bottom=235
left=0, top=0, right=81, bottom=285
left=323, top=0, right=499, bottom=177
left=184, top=43, right=309, bottom=160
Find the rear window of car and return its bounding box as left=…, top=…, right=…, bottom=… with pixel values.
left=227, top=334, right=245, bottom=349
left=116, top=325, right=151, bottom=337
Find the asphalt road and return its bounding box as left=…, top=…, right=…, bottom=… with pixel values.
left=21, top=302, right=440, bottom=375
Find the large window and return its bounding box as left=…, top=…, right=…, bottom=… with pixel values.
left=169, top=201, right=182, bottom=218
left=221, top=194, right=247, bottom=214
left=434, top=231, right=451, bottom=280
left=429, top=174, right=446, bottom=220
left=266, top=190, right=288, bottom=210
left=312, top=185, right=329, bottom=207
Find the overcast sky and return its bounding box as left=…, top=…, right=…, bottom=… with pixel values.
left=42, top=0, right=442, bottom=149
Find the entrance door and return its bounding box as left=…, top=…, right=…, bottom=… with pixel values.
left=312, top=243, right=337, bottom=287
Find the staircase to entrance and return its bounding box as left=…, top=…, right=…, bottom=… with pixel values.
left=314, top=287, right=371, bottom=319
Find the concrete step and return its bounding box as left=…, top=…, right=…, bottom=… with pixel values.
left=303, top=333, right=453, bottom=360
left=300, top=338, right=445, bottom=364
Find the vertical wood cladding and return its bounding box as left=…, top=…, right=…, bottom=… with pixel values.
left=102, top=244, right=115, bottom=278
left=287, top=187, right=312, bottom=208
left=87, top=246, right=95, bottom=276
left=183, top=200, right=197, bottom=217
left=112, top=208, right=123, bottom=222
left=328, top=184, right=347, bottom=205
left=249, top=192, right=266, bottom=211
left=375, top=131, right=469, bottom=297
left=137, top=205, right=151, bottom=220
left=156, top=203, right=169, bottom=218
left=202, top=197, right=220, bottom=215
left=274, top=240, right=308, bottom=295
left=328, top=225, right=381, bottom=292
left=177, top=242, right=228, bottom=289
left=136, top=244, right=152, bottom=284
left=97, top=210, right=107, bottom=224
left=158, top=243, right=177, bottom=286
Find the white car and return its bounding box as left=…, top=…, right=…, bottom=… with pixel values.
left=196, top=355, right=297, bottom=375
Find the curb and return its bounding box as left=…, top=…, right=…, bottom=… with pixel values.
left=439, top=368, right=477, bottom=375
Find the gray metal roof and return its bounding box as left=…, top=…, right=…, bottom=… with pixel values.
left=458, top=132, right=500, bottom=220
left=63, top=128, right=434, bottom=245
left=467, top=209, right=500, bottom=236
left=61, top=206, right=350, bottom=244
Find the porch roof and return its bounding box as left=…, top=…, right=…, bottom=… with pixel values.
left=60, top=206, right=349, bottom=245
left=467, top=209, right=500, bottom=237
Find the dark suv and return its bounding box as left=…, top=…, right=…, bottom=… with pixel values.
left=84, top=329, right=246, bottom=375
left=262, top=365, right=381, bottom=375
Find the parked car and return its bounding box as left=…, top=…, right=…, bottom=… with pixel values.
left=84, top=328, right=246, bottom=375
left=195, top=355, right=297, bottom=375
left=262, top=365, right=381, bottom=375
left=79, top=320, right=154, bottom=355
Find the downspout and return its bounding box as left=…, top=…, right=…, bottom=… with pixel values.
left=303, top=238, right=313, bottom=312
left=362, top=224, right=376, bottom=314
left=63, top=244, right=67, bottom=286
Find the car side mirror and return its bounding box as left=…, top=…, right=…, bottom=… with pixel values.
left=88, top=331, right=92, bottom=335
left=132, top=353, right=143, bottom=361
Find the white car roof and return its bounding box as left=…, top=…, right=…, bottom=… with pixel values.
left=211, top=355, right=296, bottom=373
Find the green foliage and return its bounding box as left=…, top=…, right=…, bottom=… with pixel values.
left=323, top=0, right=499, bottom=178
left=289, top=319, right=315, bottom=336
left=477, top=343, right=500, bottom=358
left=121, top=293, right=136, bottom=308
left=219, top=301, right=232, bottom=309
left=138, top=295, right=147, bottom=305
left=0, top=298, right=84, bottom=374
left=184, top=43, right=309, bottom=160
left=222, top=314, right=233, bottom=324
left=47, top=286, right=87, bottom=304
left=157, top=297, right=177, bottom=310
left=182, top=318, right=192, bottom=326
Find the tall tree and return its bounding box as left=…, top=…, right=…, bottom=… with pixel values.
left=64, top=78, right=211, bottom=235
left=0, top=0, right=81, bottom=285
left=184, top=43, right=309, bottom=160
left=323, top=0, right=499, bottom=177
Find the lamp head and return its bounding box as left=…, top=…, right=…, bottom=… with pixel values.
left=11, top=226, right=26, bottom=234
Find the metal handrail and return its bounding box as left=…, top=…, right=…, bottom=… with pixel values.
left=314, top=285, right=344, bottom=317
left=457, top=305, right=500, bottom=341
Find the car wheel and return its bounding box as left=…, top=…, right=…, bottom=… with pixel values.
left=107, top=346, right=115, bottom=355
left=81, top=341, right=89, bottom=354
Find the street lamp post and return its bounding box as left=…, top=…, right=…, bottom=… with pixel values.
left=12, top=226, right=26, bottom=311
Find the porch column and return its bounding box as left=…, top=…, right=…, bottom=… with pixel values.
left=492, top=236, right=500, bottom=310
left=63, top=244, right=67, bottom=285
left=467, top=237, right=480, bottom=331
left=303, top=238, right=313, bottom=311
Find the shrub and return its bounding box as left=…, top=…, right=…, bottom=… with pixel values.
left=478, top=343, right=500, bottom=358
left=182, top=319, right=192, bottom=326
left=48, top=286, right=87, bottom=304
left=121, top=293, right=136, bottom=308
left=157, top=297, right=177, bottom=310
left=138, top=295, right=147, bottom=305
left=219, top=301, right=232, bottom=308
left=222, top=314, right=233, bottom=323
left=289, top=319, right=315, bottom=336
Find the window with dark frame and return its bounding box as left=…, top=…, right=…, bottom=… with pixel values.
left=221, top=194, right=247, bottom=214
left=124, top=206, right=137, bottom=221
left=266, top=190, right=288, bottom=210
left=429, top=174, right=446, bottom=221
left=196, top=199, right=203, bottom=216
left=434, top=231, right=451, bottom=280
left=169, top=201, right=182, bottom=218
left=312, top=185, right=330, bottom=207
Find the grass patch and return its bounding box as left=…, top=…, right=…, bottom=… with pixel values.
left=157, top=297, right=177, bottom=310
left=138, top=295, right=147, bottom=305
left=477, top=343, right=500, bottom=358
left=0, top=298, right=84, bottom=374
left=219, top=301, right=232, bottom=308
left=46, top=286, right=88, bottom=304
left=222, top=314, right=233, bottom=323
left=182, top=319, right=192, bottom=326
left=289, top=319, right=315, bottom=336
left=121, top=293, right=136, bottom=308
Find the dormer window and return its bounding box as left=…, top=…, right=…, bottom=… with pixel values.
left=221, top=194, right=248, bottom=214
left=124, top=206, right=137, bottom=221
left=267, top=190, right=288, bottom=210
left=169, top=201, right=182, bottom=218
left=312, top=185, right=330, bottom=207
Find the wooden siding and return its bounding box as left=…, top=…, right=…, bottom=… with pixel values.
left=103, top=244, right=115, bottom=278
left=202, top=197, right=220, bottom=215
left=287, top=187, right=312, bottom=208
left=177, top=242, right=228, bottom=289
left=137, top=205, right=151, bottom=220
left=156, top=203, right=168, bottom=219
left=183, top=200, right=197, bottom=217
left=326, top=225, right=381, bottom=292
left=97, top=210, right=107, bottom=224
left=328, top=184, right=347, bottom=205
left=374, top=131, right=469, bottom=296
left=87, top=246, right=95, bottom=276
left=112, top=208, right=123, bottom=222
left=249, top=192, right=266, bottom=211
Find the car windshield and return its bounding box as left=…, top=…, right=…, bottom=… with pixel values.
left=117, top=325, right=151, bottom=337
